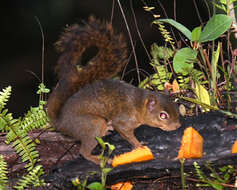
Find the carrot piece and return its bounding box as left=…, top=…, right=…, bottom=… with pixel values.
left=112, top=146, right=154, bottom=167
left=232, top=140, right=237, bottom=153
left=111, top=182, right=133, bottom=190
left=178, top=127, right=203, bottom=159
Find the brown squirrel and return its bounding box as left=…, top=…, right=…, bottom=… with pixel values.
left=47, top=16, right=181, bottom=164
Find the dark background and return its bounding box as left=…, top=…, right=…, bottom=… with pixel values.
left=1, top=0, right=210, bottom=117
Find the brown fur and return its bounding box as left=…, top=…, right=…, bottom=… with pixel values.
left=47, top=16, right=180, bottom=164
left=47, top=16, right=127, bottom=122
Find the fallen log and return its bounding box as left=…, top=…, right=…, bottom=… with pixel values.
left=41, top=111, right=237, bottom=190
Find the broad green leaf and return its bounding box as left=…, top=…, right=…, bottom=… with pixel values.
left=195, top=83, right=211, bottom=112
left=87, top=182, right=104, bottom=190
left=154, top=19, right=192, bottom=40
left=199, top=14, right=232, bottom=42
left=173, top=48, right=197, bottom=75
left=192, top=26, right=202, bottom=41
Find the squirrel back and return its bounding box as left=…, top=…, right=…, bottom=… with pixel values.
left=47, top=16, right=128, bottom=122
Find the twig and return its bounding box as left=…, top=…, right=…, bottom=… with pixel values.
left=192, top=0, right=203, bottom=25
left=35, top=16, right=45, bottom=85
left=110, top=0, right=115, bottom=24
left=116, top=0, right=141, bottom=83
left=35, top=16, right=46, bottom=101
left=203, top=0, right=211, bottom=19
left=130, top=0, right=151, bottom=61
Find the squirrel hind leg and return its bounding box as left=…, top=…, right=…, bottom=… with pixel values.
left=75, top=115, right=108, bottom=164
left=79, top=139, right=101, bottom=164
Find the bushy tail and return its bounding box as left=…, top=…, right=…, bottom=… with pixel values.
left=47, top=16, right=128, bottom=122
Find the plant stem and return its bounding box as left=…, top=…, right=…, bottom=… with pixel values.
left=180, top=159, right=186, bottom=190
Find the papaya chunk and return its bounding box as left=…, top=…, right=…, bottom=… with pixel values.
left=112, top=146, right=154, bottom=167
left=178, top=127, right=203, bottom=159
left=232, top=140, right=237, bottom=153
left=111, top=181, right=133, bottom=190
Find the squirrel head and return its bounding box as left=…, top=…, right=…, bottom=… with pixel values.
left=143, top=93, right=181, bottom=131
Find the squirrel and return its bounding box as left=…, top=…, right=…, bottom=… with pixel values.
left=47, top=16, right=181, bottom=164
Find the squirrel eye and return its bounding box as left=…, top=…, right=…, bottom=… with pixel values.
left=159, top=111, right=169, bottom=120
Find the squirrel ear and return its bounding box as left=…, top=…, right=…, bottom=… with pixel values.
left=145, top=95, right=157, bottom=112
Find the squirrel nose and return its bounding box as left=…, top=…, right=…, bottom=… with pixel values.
left=175, top=122, right=181, bottom=129
left=170, top=122, right=181, bottom=130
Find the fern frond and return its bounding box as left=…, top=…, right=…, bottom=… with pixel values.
left=14, top=165, right=45, bottom=190
left=12, top=136, right=39, bottom=171
left=5, top=121, right=26, bottom=143
left=0, top=110, right=18, bottom=132
left=21, top=106, right=49, bottom=133
left=153, top=21, right=175, bottom=49
left=0, top=86, right=11, bottom=112
left=0, top=84, right=48, bottom=189
left=0, top=155, right=8, bottom=189
left=5, top=106, right=49, bottom=142
left=5, top=122, right=40, bottom=171
left=0, top=86, right=15, bottom=132
left=194, top=161, right=207, bottom=182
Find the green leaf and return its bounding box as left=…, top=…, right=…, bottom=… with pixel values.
left=96, top=137, right=105, bottom=150
left=195, top=83, right=211, bottom=112
left=211, top=42, right=221, bottom=102
left=87, top=182, right=104, bottom=190
left=224, top=173, right=230, bottom=181
left=219, top=166, right=228, bottom=172
left=138, top=77, right=149, bottom=88
left=199, top=14, right=232, bottom=42
left=0, top=86, right=12, bottom=111
left=192, top=26, right=202, bottom=41
left=215, top=4, right=227, bottom=12
left=210, top=181, right=223, bottom=190
left=37, top=83, right=50, bottom=94
left=104, top=143, right=115, bottom=152
left=102, top=168, right=113, bottom=175
left=173, top=48, right=197, bottom=75
left=155, top=19, right=192, bottom=40
left=151, top=43, right=174, bottom=60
